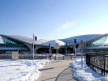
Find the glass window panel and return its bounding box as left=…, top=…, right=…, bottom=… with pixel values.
left=86, top=35, right=108, bottom=47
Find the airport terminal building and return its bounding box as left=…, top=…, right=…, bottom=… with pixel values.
left=0, top=34, right=108, bottom=54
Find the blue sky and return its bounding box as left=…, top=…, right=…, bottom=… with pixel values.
left=0, top=0, right=108, bottom=42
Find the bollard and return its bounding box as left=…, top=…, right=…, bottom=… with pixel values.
left=55, top=55, right=56, bottom=60
left=63, top=56, right=64, bottom=60
left=71, top=55, right=72, bottom=60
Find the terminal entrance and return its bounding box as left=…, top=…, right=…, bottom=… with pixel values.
left=36, top=47, right=74, bottom=54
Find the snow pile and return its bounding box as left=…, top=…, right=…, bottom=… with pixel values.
left=0, top=59, right=50, bottom=81
left=43, top=40, right=65, bottom=46
left=70, top=57, right=108, bottom=81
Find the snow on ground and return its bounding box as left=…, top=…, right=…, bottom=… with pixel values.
left=70, top=57, right=108, bottom=81
left=0, top=59, right=50, bottom=81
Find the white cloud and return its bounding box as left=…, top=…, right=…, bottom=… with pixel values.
left=95, top=22, right=108, bottom=34
left=55, top=21, right=76, bottom=32
left=96, top=22, right=104, bottom=26
left=96, top=22, right=108, bottom=27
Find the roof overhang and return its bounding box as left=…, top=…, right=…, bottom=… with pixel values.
left=0, top=47, right=28, bottom=51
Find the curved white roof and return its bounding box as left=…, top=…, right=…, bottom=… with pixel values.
left=61, top=34, right=102, bottom=44
left=0, top=34, right=105, bottom=46
left=8, top=35, right=33, bottom=43
left=42, top=40, right=65, bottom=46
left=1, top=35, right=50, bottom=45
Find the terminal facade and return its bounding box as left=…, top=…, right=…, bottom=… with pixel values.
left=0, top=34, right=108, bottom=54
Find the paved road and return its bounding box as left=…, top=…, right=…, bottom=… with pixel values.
left=36, top=60, right=76, bottom=81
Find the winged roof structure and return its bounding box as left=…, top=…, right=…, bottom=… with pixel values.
left=0, top=34, right=108, bottom=54
left=0, top=34, right=102, bottom=45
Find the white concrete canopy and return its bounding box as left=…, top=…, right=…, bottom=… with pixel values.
left=42, top=40, right=65, bottom=47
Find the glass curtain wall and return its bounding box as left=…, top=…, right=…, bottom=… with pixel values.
left=86, top=35, right=108, bottom=47
left=1, top=36, right=26, bottom=48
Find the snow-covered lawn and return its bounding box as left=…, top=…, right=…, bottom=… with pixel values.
left=71, top=57, right=108, bottom=81
left=0, top=59, right=50, bottom=81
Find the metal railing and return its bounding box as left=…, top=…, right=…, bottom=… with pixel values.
left=86, top=52, right=108, bottom=76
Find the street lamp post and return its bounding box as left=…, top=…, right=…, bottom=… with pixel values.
left=49, top=44, right=51, bottom=54
left=74, top=43, right=76, bottom=57
left=33, top=34, right=35, bottom=58
left=74, top=39, right=77, bottom=57
left=65, top=43, right=67, bottom=54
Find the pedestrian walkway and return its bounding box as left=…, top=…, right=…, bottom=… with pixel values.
left=55, top=66, right=75, bottom=81
left=36, top=60, right=76, bottom=81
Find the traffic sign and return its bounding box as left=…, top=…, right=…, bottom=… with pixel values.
left=55, top=43, right=59, bottom=47
left=55, top=43, right=59, bottom=49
